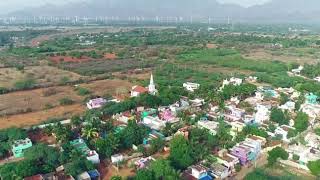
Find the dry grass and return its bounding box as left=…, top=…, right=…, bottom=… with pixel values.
left=243, top=49, right=318, bottom=64
left=0, top=66, right=83, bottom=89
left=0, top=104, right=85, bottom=129
left=0, top=79, right=133, bottom=128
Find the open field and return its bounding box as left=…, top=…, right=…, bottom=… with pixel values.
left=244, top=48, right=319, bottom=64
left=0, top=104, right=84, bottom=129
left=0, top=79, right=133, bottom=116
left=0, top=66, right=84, bottom=89
left=0, top=86, right=83, bottom=116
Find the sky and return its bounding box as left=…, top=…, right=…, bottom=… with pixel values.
left=0, top=0, right=271, bottom=14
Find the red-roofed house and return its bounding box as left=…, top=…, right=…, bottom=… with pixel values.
left=131, top=85, right=149, bottom=97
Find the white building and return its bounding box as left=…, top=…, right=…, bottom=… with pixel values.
left=314, top=77, right=320, bottom=82
left=183, top=82, right=200, bottom=92
left=300, top=103, right=320, bottom=124
left=142, top=116, right=165, bottom=130
left=221, top=77, right=243, bottom=90
left=131, top=73, right=158, bottom=97
left=197, top=120, right=219, bottom=135
left=279, top=101, right=296, bottom=112
left=275, top=125, right=296, bottom=142
left=111, top=154, right=124, bottom=164
left=292, top=65, right=304, bottom=75
left=254, top=104, right=270, bottom=124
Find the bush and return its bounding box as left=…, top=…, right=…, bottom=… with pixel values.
left=76, top=87, right=91, bottom=96
left=292, top=154, right=300, bottom=161
left=235, top=163, right=241, bottom=172
left=59, top=97, right=74, bottom=105
left=14, top=79, right=36, bottom=90
left=267, top=147, right=289, bottom=166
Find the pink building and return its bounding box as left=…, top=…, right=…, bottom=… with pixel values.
left=86, top=98, right=107, bottom=109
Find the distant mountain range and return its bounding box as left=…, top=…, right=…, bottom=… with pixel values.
left=7, top=0, right=320, bottom=23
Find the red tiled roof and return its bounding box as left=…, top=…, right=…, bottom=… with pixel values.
left=24, top=175, right=44, bottom=180
left=132, top=86, right=148, bottom=93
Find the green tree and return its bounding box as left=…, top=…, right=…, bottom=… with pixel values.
left=150, top=137, right=165, bottom=154
left=120, top=120, right=149, bottom=148
left=169, top=135, right=194, bottom=170
left=65, top=158, right=94, bottom=177
left=267, top=147, right=289, bottom=166
left=270, top=108, right=289, bottom=125
left=134, top=169, right=155, bottom=180
left=95, top=133, right=120, bottom=158
left=149, top=159, right=180, bottom=180
left=307, top=160, right=320, bottom=176
left=24, top=143, right=61, bottom=173
left=294, top=112, right=309, bottom=133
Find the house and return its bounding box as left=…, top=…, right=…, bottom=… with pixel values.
left=181, top=165, right=212, bottom=180
left=305, top=132, right=320, bottom=149
left=248, top=135, right=267, bottom=148
left=314, top=77, right=320, bottom=82
left=70, top=139, right=100, bottom=164
left=77, top=172, right=90, bottom=180
left=230, top=145, right=254, bottom=165
left=175, top=126, right=190, bottom=139
left=292, top=66, right=303, bottom=75
left=130, top=73, right=158, bottom=97
left=254, top=104, right=270, bottom=124
left=86, top=98, right=107, bottom=109
left=279, top=101, right=295, bottom=112
left=117, top=111, right=135, bottom=124
left=220, top=77, right=243, bottom=91
left=24, top=175, right=44, bottom=180
left=300, top=103, right=320, bottom=125
left=274, top=125, right=296, bottom=142
left=190, top=98, right=205, bottom=107
left=244, top=115, right=255, bottom=125
left=141, top=108, right=157, bottom=119
left=135, top=156, right=155, bottom=169
left=142, top=116, right=165, bottom=130
left=227, top=121, right=245, bottom=137
left=169, top=99, right=190, bottom=114
left=143, top=130, right=165, bottom=145
left=12, top=138, right=33, bottom=158
left=130, top=85, right=148, bottom=97
left=183, top=82, right=200, bottom=92
left=224, top=106, right=245, bottom=121
left=197, top=120, right=219, bottom=135
left=87, top=169, right=101, bottom=180
left=217, top=151, right=240, bottom=173
left=111, top=154, right=124, bottom=164
left=287, top=143, right=320, bottom=169
left=209, top=163, right=230, bottom=179
left=305, top=93, right=318, bottom=105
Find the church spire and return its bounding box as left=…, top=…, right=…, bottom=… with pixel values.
left=150, top=73, right=154, bottom=86
left=148, top=72, right=157, bottom=95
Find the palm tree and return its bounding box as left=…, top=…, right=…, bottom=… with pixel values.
left=81, top=126, right=99, bottom=140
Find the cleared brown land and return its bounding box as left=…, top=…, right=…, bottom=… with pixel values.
left=0, top=104, right=85, bottom=129
left=244, top=49, right=318, bottom=64
left=0, top=66, right=83, bottom=89
left=0, top=79, right=133, bottom=128
left=0, top=86, right=83, bottom=116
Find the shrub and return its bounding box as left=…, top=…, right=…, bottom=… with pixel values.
left=59, top=98, right=74, bottom=105
left=292, top=154, right=300, bottom=161
left=76, top=87, right=91, bottom=96
left=14, top=79, right=36, bottom=90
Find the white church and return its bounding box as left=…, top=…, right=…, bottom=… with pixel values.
left=130, top=73, right=158, bottom=97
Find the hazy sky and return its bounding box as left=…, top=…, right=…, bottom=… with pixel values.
left=0, top=0, right=271, bottom=13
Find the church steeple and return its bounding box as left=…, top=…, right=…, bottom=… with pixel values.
left=148, top=72, right=157, bottom=95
